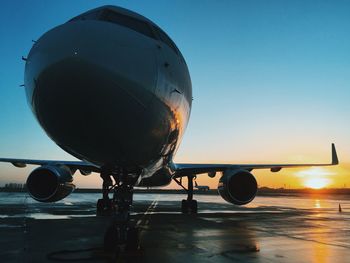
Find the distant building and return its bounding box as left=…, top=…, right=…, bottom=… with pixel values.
left=1, top=183, right=26, bottom=192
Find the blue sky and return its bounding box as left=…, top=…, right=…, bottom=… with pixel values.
left=0, top=1, right=349, bottom=188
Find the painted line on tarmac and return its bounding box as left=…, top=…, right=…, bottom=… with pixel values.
left=136, top=196, right=159, bottom=227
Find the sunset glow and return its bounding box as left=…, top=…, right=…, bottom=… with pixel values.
left=304, top=178, right=331, bottom=189
left=296, top=167, right=334, bottom=189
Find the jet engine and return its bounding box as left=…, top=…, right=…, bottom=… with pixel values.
left=26, top=165, right=75, bottom=202
left=218, top=169, right=257, bottom=205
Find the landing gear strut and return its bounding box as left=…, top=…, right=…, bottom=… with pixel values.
left=96, top=171, right=115, bottom=216
left=97, top=169, right=140, bottom=252
left=174, top=175, right=198, bottom=214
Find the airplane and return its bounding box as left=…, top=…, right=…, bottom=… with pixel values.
left=0, top=5, right=338, bottom=250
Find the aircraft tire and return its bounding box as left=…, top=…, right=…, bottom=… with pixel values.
left=97, top=198, right=115, bottom=216
left=181, top=199, right=188, bottom=213
left=190, top=200, right=198, bottom=213
left=125, top=227, right=140, bottom=251
left=104, top=224, right=128, bottom=252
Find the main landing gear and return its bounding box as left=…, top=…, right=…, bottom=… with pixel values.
left=97, top=169, right=140, bottom=252
left=174, top=175, right=198, bottom=214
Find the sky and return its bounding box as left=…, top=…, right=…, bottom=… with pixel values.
left=0, top=0, right=349, bottom=189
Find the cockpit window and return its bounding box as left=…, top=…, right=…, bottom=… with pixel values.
left=101, top=10, right=156, bottom=40
left=69, top=9, right=156, bottom=40
left=69, top=11, right=101, bottom=22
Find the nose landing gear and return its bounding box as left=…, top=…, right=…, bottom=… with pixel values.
left=98, top=169, right=140, bottom=253
left=104, top=215, right=140, bottom=252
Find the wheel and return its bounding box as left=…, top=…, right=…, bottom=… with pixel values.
left=97, top=198, right=115, bottom=216
left=104, top=224, right=128, bottom=252
left=104, top=225, right=119, bottom=252
left=181, top=199, right=198, bottom=214
left=189, top=200, right=198, bottom=214
left=181, top=199, right=188, bottom=213
left=125, top=227, right=140, bottom=251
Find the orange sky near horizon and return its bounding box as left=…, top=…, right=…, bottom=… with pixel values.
left=0, top=161, right=349, bottom=190
left=169, top=143, right=350, bottom=190
left=0, top=138, right=349, bottom=190
left=193, top=165, right=349, bottom=190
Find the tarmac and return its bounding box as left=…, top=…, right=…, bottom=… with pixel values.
left=0, top=193, right=349, bottom=262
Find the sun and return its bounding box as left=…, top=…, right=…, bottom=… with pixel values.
left=296, top=167, right=334, bottom=189
left=304, top=178, right=330, bottom=189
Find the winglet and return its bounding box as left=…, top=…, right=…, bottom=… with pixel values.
left=332, top=143, right=339, bottom=165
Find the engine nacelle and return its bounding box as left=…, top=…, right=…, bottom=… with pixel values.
left=218, top=169, right=258, bottom=205
left=26, top=165, right=75, bottom=202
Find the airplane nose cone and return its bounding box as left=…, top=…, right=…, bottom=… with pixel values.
left=25, top=20, right=157, bottom=107
left=24, top=21, right=168, bottom=167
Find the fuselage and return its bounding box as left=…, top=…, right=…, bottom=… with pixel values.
left=24, top=6, right=192, bottom=185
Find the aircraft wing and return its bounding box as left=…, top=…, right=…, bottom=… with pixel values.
left=173, top=143, right=338, bottom=178
left=0, top=158, right=100, bottom=173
